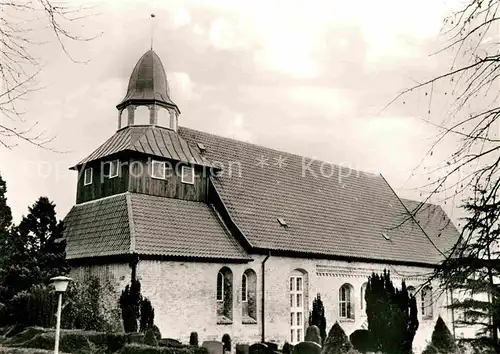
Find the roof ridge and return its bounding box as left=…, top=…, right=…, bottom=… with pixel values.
left=74, top=192, right=128, bottom=207
left=379, top=174, right=447, bottom=260
left=179, top=126, right=380, bottom=178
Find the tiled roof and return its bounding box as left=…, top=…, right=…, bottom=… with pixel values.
left=64, top=194, right=131, bottom=259
left=401, top=199, right=460, bottom=257
left=72, top=126, right=214, bottom=169
left=64, top=192, right=250, bottom=261
left=179, top=127, right=460, bottom=265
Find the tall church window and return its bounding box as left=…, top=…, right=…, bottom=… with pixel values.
left=290, top=269, right=308, bottom=344
left=84, top=168, right=93, bottom=186
left=217, top=267, right=233, bottom=323
left=421, top=286, right=433, bottom=319
left=339, top=283, right=354, bottom=319
left=242, top=269, right=257, bottom=323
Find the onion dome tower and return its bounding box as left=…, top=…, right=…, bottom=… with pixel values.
left=116, top=49, right=181, bottom=131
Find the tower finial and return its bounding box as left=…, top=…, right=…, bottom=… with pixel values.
left=150, top=13, right=156, bottom=49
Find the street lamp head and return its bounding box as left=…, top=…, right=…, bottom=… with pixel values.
left=50, top=276, right=72, bottom=293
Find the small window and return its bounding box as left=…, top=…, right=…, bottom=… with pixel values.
left=242, top=274, right=248, bottom=302
left=108, top=160, right=120, bottom=178
left=84, top=168, right=93, bottom=186
left=152, top=160, right=166, bottom=179
left=421, top=286, right=433, bottom=319
left=181, top=166, right=194, bottom=184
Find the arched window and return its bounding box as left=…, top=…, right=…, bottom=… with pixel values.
left=360, top=282, right=368, bottom=312
left=242, top=269, right=257, bottom=322
left=217, top=267, right=233, bottom=322
left=339, top=283, right=354, bottom=319
left=421, top=286, right=433, bottom=319
left=290, top=269, right=308, bottom=344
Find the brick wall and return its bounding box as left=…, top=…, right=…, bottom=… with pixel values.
left=70, top=256, right=454, bottom=354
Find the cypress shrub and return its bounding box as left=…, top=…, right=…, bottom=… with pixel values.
left=221, top=334, right=231, bottom=352
left=189, top=332, right=198, bottom=347
left=322, top=322, right=352, bottom=354
left=140, top=298, right=155, bottom=332
left=431, top=316, right=457, bottom=353
left=308, top=294, right=327, bottom=344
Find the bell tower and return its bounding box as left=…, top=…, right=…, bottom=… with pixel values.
left=116, top=49, right=180, bottom=131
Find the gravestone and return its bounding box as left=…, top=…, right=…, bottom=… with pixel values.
left=236, top=344, right=250, bottom=354
left=202, top=341, right=224, bottom=354
left=263, top=342, right=278, bottom=352
left=250, top=342, right=270, bottom=354
left=291, top=341, right=321, bottom=354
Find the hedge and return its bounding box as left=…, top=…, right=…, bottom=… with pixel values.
left=119, top=344, right=208, bottom=354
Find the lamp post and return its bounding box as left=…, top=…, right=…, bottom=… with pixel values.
left=50, top=276, right=72, bottom=354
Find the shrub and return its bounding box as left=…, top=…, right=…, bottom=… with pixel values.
left=431, top=316, right=457, bottom=353
left=282, top=342, right=293, bottom=354
left=140, top=299, right=155, bottom=332
left=221, top=334, right=231, bottom=352
left=19, top=332, right=92, bottom=354
left=7, top=286, right=56, bottom=328
left=144, top=329, right=158, bottom=347
left=305, top=325, right=321, bottom=345
left=119, top=344, right=208, bottom=354
left=189, top=332, right=198, bottom=347
left=322, top=322, right=352, bottom=354
left=349, top=330, right=373, bottom=353
left=152, top=326, right=161, bottom=341
left=62, top=277, right=122, bottom=332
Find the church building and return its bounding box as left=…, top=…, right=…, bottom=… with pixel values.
left=63, top=49, right=461, bottom=353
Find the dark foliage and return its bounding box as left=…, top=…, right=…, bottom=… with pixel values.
left=349, top=330, right=373, bottom=354
left=438, top=183, right=500, bottom=348
left=305, top=325, right=321, bottom=345
left=144, top=329, right=158, bottom=347
left=322, top=322, right=352, bottom=354
left=365, top=270, right=418, bottom=354
left=308, top=293, right=327, bottom=344
left=430, top=316, right=457, bottom=353
left=282, top=342, right=293, bottom=354
left=120, top=278, right=142, bottom=333
left=152, top=326, right=161, bottom=341
left=140, top=298, right=155, bottom=332
left=421, top=344, right=439, bottom=354
left=0, top=196, right=69, bottom=326
left=189, top=332, right=198, bottom=347
left=119, top=343, right=209, bottom=354
left=222, top=333, right=231, bottom=352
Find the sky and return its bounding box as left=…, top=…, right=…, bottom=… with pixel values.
left=1, top=0, right=472, bottom=225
